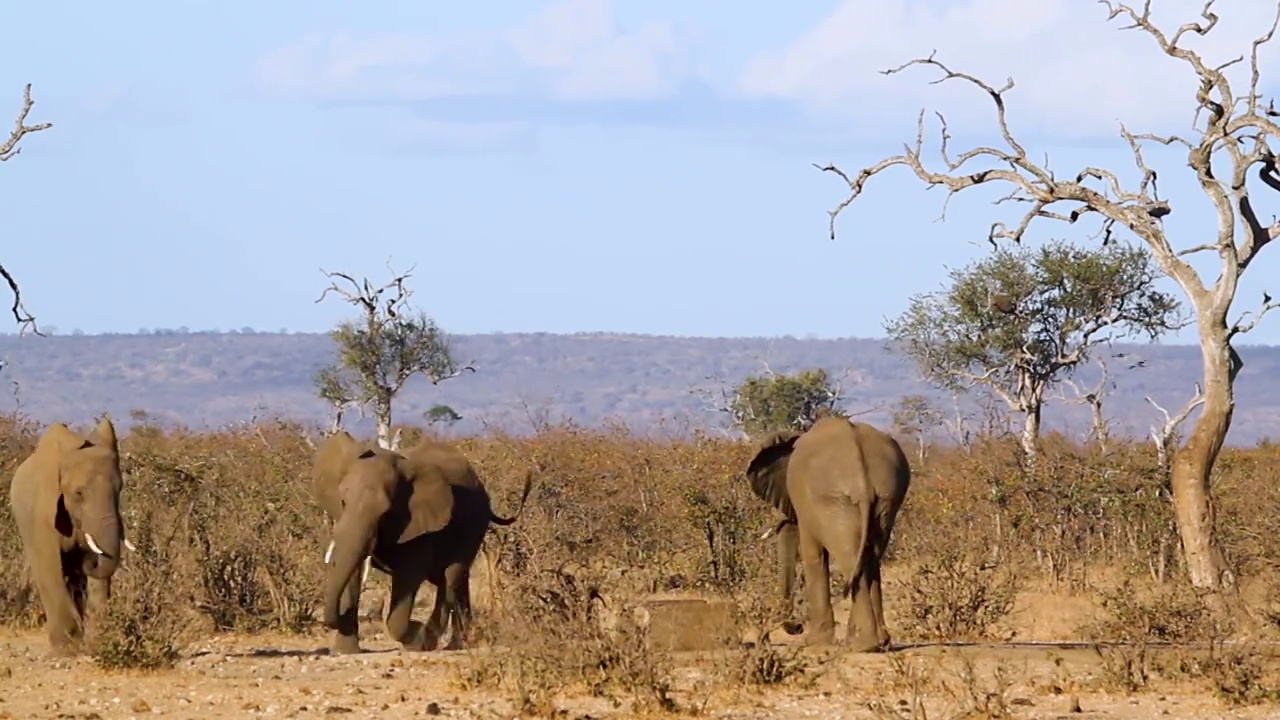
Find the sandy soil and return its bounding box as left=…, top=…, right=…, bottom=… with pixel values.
left=2, top=622, right=1279, bottom=720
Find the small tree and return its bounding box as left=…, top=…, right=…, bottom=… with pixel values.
left=424, top=403, right=462, bottom=428
left=729, top=367, right=844, bottom=438
left=891, top=394, right=941, bottom=466
left=819, top=2, right=1280, bottom=600
left=313, top=265, right=475, bottom=449
left=1, top=84, right=52, bottom=336
left=885, top=239, right=1182, bottom=463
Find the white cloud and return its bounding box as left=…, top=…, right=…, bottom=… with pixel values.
left=254, top=0, right=693, bottom=104
left=737, top=0, right=1280, bottom=138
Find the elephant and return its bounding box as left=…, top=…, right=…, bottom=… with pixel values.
left=746, top=415, right=911, bottom=652
left=312, top=431, right=534, bottom=654
left=7, top=418, right=136, bottom=655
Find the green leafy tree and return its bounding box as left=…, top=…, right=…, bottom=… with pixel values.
left=885, top=239, right=1183, bottom=463
left=729, top=368, right=845, bottom=438
left=313, top=265, right=475, bottom=449
left=424, top=403, right=463, bottom=428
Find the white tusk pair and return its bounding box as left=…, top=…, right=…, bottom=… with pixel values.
left=322, top=540, right=371, bottom=584
left=84, top=533, right=105, bottom=555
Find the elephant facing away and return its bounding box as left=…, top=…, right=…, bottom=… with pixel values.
left=7, top=418, right=136, bottom=655
left=312, top=432, right=533, bottom=654
left=746, top=416, right=911, bottom=652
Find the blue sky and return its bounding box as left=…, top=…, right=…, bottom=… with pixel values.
left=0, top=0, right=1277, bottom=344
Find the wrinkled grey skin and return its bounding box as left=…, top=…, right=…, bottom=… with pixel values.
left=746, top=416, right=911, bottom=652
left=312, top=432, right=533, bottom=654
left=8, top=418, right=136, bottom=655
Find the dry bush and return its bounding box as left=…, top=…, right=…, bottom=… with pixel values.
left=896, top=548, right=1021, bottom=642
left=0, top=413, right=41, bottom=627
left=454, top=564, right=680, bottom=716
left=0, top=409, right=1277, bottom=680
left=88, top=502, right=202, bottom=670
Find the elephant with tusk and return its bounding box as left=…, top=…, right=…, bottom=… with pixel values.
left=312, top=431, right=534, bottom=654
left=7, top=418, right=136, bottom=655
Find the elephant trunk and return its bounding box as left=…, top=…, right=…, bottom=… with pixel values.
left=81, top=512, right=123, bottom=579
left=321, top=518, right=375, bottom=629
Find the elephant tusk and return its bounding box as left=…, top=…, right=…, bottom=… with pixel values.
left=760, top=526, right=778, bottom=541
left=361, top=556, right=371, bottom=584
left=123, top=537, right=137, bottom=552
left=84, top=533, right=106, bottom=555
left=324, top=540, right=335, bottom=564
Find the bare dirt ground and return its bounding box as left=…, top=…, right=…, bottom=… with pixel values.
left=3, top=621, right=1280, bottom=720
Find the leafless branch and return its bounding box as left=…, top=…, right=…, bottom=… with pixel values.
left=0, top=85, right=52, bottom=336
left=0, top=84, right=52, bottom=162
left=1146, top=382, right=1206, bottom=474
left=1229, top=290, right=1278, bottom=337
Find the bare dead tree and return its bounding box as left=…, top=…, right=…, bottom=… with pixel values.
left=818, top=2, right=1280, bottom=602
left=313, top=262, right=475, bottom=449
left=1147, top=383, right=1207, bottom=480
left=1054, top=355, right=1117, bottom=453
left=1, top=84, right=52, bottom=337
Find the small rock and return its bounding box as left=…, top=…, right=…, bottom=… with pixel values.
left=131, top=698, right=152, bottom=713
left=426, top=702, right=441, bottom=715
left=1068, top=695, right=1082, bottom=713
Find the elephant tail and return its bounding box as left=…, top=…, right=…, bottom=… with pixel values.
left=842, top=498, right=875, bottom=600
left=490, top=469, right=535, bottom=526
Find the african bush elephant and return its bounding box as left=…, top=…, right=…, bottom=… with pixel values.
left=7, top=418, right=136, bottom=655
left=746, top=416, right=911, bottom=652
left=312, top=431, right=533, bottom=654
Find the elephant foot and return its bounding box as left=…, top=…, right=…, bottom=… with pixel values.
left=847, top=634, right=887, bottom=653
left=804, top=627, right=836, bottom=648
left=45, top=642, right=82, bottom=660
left=331, top=634, right=363, bottom=655
left=394, top=621, right=434, bottom=652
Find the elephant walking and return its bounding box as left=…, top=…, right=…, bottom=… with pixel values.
left=746, top=416, right=911, bottom=652
left=7, top=418, right=136, bottom=655
left=312, top=432, right=533, bottom=654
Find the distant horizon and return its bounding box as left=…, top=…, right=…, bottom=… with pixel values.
left=0, top=326, right=1275, bottom=350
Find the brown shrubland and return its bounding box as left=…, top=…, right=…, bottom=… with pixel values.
left=3, top=411, right=1280, bottom=712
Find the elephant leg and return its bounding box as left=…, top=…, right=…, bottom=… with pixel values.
left=776, top=523, right=803, bottom=634
left=798, top=529, right=834, bottom=646
left=868, top=547, right=890, bottom=650
left=34, top=552, right=83, bottom=655
left=871, top=504, right=900, bottom=650
left=385, top=571, right=429, bottom=651
left=844, top=544, right=880, bottom=653
left=331, top=573, right=363, bottom=654
left=442, top=563, right=471, bottom=650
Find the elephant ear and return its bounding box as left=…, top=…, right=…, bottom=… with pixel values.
left=746, top=430, right=802, bottom=521
left=394, top=455, right=455, bottom=544
left=85, top=417, right=120, bottom=457
left=312, top=431, right=361, bottom=509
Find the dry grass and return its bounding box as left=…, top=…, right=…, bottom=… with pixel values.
left=3, top=411, right=1280, bottom=712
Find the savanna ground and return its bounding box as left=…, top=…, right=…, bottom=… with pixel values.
left=3, top=414, right=1280, bottom=718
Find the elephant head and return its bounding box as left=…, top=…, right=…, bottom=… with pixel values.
left=745, top=429, right=804, bottom=631
left=313, top=432, right=454, bottom=629
left=45, top=418, right=132, bottom=579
